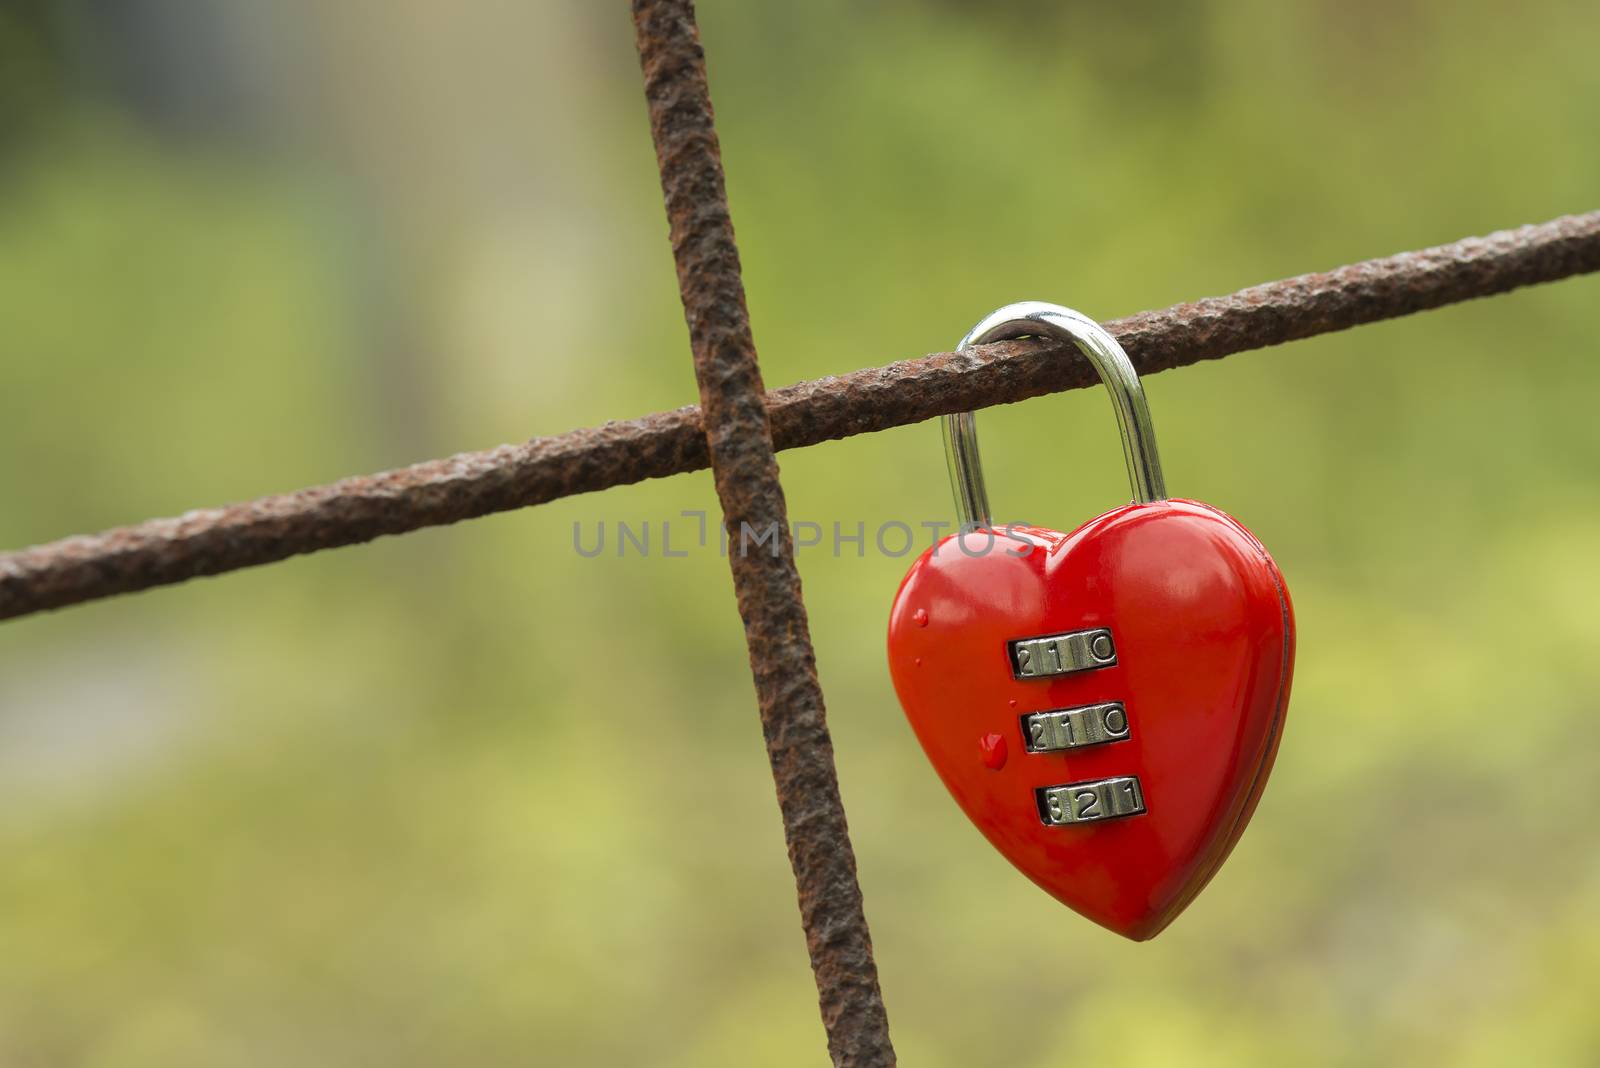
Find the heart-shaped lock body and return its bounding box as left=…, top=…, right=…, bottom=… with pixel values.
left=887, top=501, right=1293, bottom=940
left=888, top=302, right=1295, bottom=940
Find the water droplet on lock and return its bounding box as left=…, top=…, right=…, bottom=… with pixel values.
left=912, top=608, right=929, bottom=628
left=979, top=732, right=1008, bottom=770
left=913, top=657, right=922, bottom=667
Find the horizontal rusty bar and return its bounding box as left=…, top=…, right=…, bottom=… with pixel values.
left=2, top=210, right=1598, bottom=621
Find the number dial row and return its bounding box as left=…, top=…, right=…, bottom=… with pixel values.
left=1008, top=628, right=1116, bottom=679
left=1038, top=776, right=1146, bottom=826
left=1022, top=701, right=1130, bottom=752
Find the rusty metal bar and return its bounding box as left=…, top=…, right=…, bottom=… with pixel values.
left=2, top=210, right=1598, bottom=622
left=631, top=3, right=894, bottom=1065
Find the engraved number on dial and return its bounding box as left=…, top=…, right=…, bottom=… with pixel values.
left=1073, top=790, right=1101, bottom=819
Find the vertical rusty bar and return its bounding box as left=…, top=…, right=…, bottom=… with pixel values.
left=631, top=3, right=895, bottom=1065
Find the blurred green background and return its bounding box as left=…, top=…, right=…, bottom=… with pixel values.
left=2, top=1, right=1598, bottom=1065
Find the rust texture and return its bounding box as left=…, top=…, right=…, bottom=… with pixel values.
left=631, top=3, right=895, bottom=1065
left=3, top=210, right=1599, bottom=623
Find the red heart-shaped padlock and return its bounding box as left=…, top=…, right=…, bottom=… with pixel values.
left=887, top=303, right=1295, bottom=941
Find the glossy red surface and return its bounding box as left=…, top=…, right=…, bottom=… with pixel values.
left=887, top=499, right=1294, bottom=941
left=978, top=732, right=1008, bottom=771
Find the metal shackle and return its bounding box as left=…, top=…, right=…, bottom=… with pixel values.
left=943, top=301, right=1167, bottom=529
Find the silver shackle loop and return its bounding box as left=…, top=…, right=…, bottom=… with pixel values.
left=943, top=301, right=1167, bottom=529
